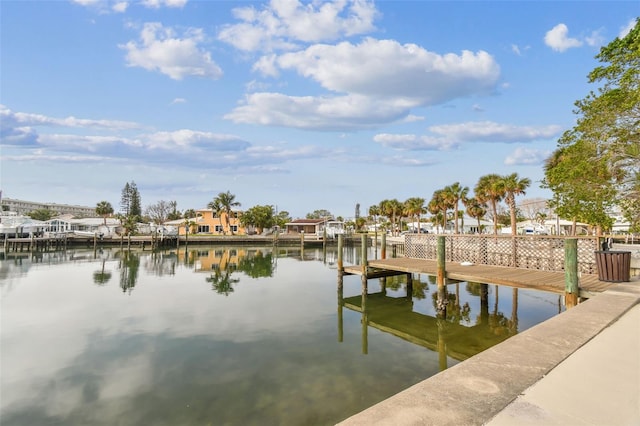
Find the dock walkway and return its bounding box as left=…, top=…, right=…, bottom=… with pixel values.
left=343, top=257, right=622, bottom=297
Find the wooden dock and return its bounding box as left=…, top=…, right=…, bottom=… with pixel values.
left=342, top=258, right=633, bottom=298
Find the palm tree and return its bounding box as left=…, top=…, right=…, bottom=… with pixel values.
left=502, top=173, right=532, bottom=235
left=474, top=174, right=506, bottom=235
left=213, top=191, right=241, bottom=235
left=465, top=197, right=487, bottom=233
left=368, top=204, right=380, bottom=242
left=380, top=199, right=403, bottom=235
left=404, top=197, right=426, bottom=233
left=445, top=182, right=469, bottom=234
left=207, top=199, right=224, bottom=234
left=95, top=201, right=114, bottom=225
left=428, top=190, right=449, bottom=232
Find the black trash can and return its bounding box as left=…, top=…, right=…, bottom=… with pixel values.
left=594, top=251, right=631, bottom=282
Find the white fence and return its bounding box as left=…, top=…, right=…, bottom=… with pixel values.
left=405, top=234, right=600, bottom=275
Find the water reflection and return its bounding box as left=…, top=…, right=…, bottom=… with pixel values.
left=92, top=260, right=112, bottom=285
left=116, top=250, right=140, bottom=294
left=338, top=275, right=524, bottom=368
left=1, top=245, right=567, bottom=426
left=206, top=267, right=240, bottom=296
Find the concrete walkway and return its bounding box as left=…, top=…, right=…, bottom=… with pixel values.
left=487, top=302, right=640, bottom=425
left=338, top=281, right=640, bottom=426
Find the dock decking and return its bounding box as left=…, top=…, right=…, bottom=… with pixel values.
left=343, top=258, right=628, bottom=298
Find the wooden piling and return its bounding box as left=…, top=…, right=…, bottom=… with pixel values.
left=338, top=270, right=344, bottom=343
left=337, top=234, right=344, bottom=273
left=361, top=281, right=368, bottom=355
left=436, top=235, right=447, bottom=317
left=381, top=233, right=386, bottom=259
left=361, top=234, right=368, bottom=275
left=564, top=238, right=579, bottom=308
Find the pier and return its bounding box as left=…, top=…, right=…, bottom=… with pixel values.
left=344, top=258, right=615, bottom=298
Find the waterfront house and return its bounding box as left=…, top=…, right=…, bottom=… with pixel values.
left=0, top=212, right=47, bottom=237
left=284, top=218, right=328, bottom=237
left=45, top=216, right=121, bottom=237
left=174, top=208, right=247, bottom=236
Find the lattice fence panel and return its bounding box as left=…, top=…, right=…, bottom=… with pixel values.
left=405, top=234, right=598, bottom=273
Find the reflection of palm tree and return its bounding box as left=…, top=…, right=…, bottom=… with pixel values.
left=510, top=288, right=519, bottom=333
left=410, top=278, right=428, bottom=299
left=206, top=267, right=240, bottom=296
left=237, top=250, right=274, bottom=278
left=119, top=251, right=140, bottom=294
left=93, top=259, right=112, bottom=285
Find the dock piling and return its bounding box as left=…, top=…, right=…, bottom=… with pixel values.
left=436, top=236, right=447, bottom=317
left=564, top=238, right=579, bottom=308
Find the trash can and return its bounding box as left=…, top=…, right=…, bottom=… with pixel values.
left=594, top=251, right=631, bottom=282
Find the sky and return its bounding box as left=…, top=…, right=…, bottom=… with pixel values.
left=1, top=1, right=638, bottom=219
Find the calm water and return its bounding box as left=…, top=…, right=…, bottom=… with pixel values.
left=0, top=245, right=564, bottom=426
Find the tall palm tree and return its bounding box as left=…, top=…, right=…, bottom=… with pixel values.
left=214, top=191, right=241, bottom=235
left=95, top=201, right=114, bottom=225
left=465, top=197, right=487, bottom=233
left=445, top=182, right=469, bottom=234
left=428, top=190, right=449, bottom=232
left=502, top=173, right=532, bottom=235
left=474, top=174, right=505, bottom=235
left=404, top=197, right=426, bottom=233
left=368, top=204, right=381, bottom=241
left=379, top=199, right=403, bottom=236
left=207, top=199, right=224, bottom=234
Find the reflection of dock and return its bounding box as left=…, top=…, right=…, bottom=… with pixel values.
left=342, top=292, right=510, bottom=361
left=344, top=258, right=616, bottom=298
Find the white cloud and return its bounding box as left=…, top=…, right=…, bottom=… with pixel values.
left=112, top=2, right=128, bottom=13
left=544, top=23, right=582, bottom=52
left=120, top=22, right=222, bottom=80
left=73, top=0, right=184, bottom=13
left=428, top=121, right=562, bottom=143
left=510, top=44, right=530, bottom=56
left=619, top=18, right=637, bottom=39
left=225, top=92, right=409, bottom=131
left=372, top=121, right=561, bottom=152
left=0, top=104, right=141, bottom=130
left=170, top=98, right=187, bottom=105
left=143, top=130, right=249, bottom=150
left=141, top=0, right=187, bottom=8
left=229, top=38, right=500, bottom=130
left=402, top=115, right=425, bottom=123
left=218, top=0, right=379, bottom=52
left=504, top=147, right=552, bottom=165
left=585, top=29, right=605, bottom=47
left=270, top=38, right=500, bottom=103
left=373, top=133, right=458, bottom=151
left=0, top=106, right=345, bottom=173
left=71, top=0, right=102, bottom=6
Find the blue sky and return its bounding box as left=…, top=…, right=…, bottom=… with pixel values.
left=1, top=1, right=637, bottom=219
